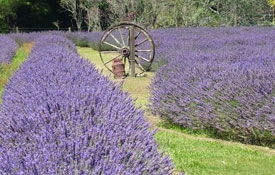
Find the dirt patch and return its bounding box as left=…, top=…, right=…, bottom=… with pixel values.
left=22, top=42, right=34, bottom=52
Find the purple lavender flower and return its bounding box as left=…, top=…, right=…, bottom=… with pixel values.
left=0, top=35, right=18, bottom=65
left=0, top=35, right=173, bottom=174
left=150, top=27, right=275, bottom=147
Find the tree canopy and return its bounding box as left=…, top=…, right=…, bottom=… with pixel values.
left=0, top=0, right=274, bottom=33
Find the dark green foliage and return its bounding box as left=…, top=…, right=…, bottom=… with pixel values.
left=1, top=0, right=274, bottom=33
left=98, top=0, right=112, bottom=30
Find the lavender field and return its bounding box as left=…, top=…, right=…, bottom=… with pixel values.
left=0, top=35, right=173, bottom=174
left=1, top=27, right=275, bottom=174
left=150, top=27, right=275, bottom=147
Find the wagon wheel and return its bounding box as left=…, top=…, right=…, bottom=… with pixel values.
left=99, top=22, right=155, bottom=76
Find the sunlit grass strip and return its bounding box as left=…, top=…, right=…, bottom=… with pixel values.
left=0, top=43, right=31, bottom=103
left=156, top=129, right=275, bottom=175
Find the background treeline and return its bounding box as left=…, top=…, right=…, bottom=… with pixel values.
left=0, top=0, right=274, bottom=33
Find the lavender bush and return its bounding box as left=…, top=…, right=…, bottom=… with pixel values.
left=31, top=34, right=78, bottom=53
left=150, top=27, right=275, bottom=147
left=65, top=31, right=102, bottom=49
left=8, top=32, right=44, bottom=45
left=0, top=35, right=18, bottom=65
left=8, top=30, right=102, bottom=49
left=150, top=27, right=275, bottom=69
left=0, top=35, right=173, bottom=174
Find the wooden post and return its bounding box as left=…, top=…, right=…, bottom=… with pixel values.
left=130, top=26, right=135, bottom=77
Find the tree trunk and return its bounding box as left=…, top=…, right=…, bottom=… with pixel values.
left=234, top=13, right=238, bottom=26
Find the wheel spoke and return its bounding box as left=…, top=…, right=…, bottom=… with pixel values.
left=135, top=38, right=149, bottom=47
left=103, top=53, right=122, bottom=65
left=134, top=59, right=146, bottom=72
left=103, top=41, right=121, bottom=50
left=119, top=28, right=126, bottom=46
left=100, top=51, right=120, bottom=54
left=135, top=49, right=152, bottom=52
left=125, top=56, right=131, bottom=73
left=135, top=54, right=150, bottom=62
left=135, top=30, right=142, bottom=39
left=123, top=56, right=127, bottom=65
left=110, top=33, right=123, bottom=47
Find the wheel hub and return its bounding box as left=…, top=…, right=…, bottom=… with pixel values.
left=121, top=47, right=130, bottom=57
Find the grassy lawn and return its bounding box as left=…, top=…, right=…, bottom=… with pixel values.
left=156, top=129, right=275, bottom=175
left=78, top=46, right=275, bottom=175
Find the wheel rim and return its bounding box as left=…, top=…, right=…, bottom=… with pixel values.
left=99, top=22, right=155, bottom=75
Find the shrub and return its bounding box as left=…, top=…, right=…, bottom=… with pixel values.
left=150, top=27, right=275, bottom=147
left=31, top=34, right=78, bottom=53
left=8, top=32, right=42, bottom=46
left=65, top=31, right=102, bottom=49
left=0, top=35, right=173, bottom=174
left=0, top=35, right=18, bottom=65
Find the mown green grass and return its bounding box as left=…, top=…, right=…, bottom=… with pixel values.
left=0, top=43, right=32, bottom=103
left=156, top=129, right=275, bottom=175
left=78, top=46, right=275, bottom=175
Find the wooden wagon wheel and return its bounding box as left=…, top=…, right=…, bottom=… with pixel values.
left=99, top=21, right=155, bottom=77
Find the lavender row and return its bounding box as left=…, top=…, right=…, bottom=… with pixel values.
left=8, top=31, right=102, bottom=48
left=150, top=27, right=275, bottom=147
left=0, top=34, right=173, bottom=174
left=0, top=35, right=18, bottom=65
left=150, top=27, right=275, bottom=67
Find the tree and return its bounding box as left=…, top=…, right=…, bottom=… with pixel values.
left=15, top=0, right=57, bottom=30
left=100, top=0, right=166, bottom=29
left=98, top=0, right=113, bottom=30
left=0, top=0, right=274, bottom=33
left=83, top=0, right=101, bottom=31
left=141, top=0, right=167, bottom=28
left=193, top=0, right=271, bottom=26
left=0, top=0, right=18, bottom=32
left=267, top=0, right=275, bottom=23
left=60, top=0, right=113, bottom=31
left=267, top=0, right=275, bottom=7
left=60, top=0, right=87, bottom=31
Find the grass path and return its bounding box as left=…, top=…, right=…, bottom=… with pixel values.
left=78, top=47, right=275, bottom=175
left=0, top=43, right=32, bottom=103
